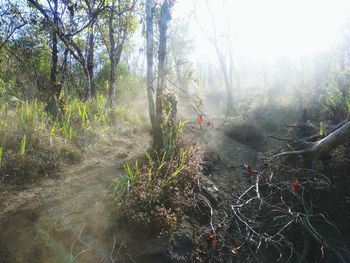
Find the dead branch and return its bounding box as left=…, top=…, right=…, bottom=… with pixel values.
left=274, top=121, right=350, bottom=159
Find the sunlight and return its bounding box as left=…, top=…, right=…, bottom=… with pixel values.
left=175, top=0, right=350, bottom=61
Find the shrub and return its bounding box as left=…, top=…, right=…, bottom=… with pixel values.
left=0, top=93, right=145, bottom=184
left=223, top=116, right=264, bottom=146
left=112, top=126, right=203, bottom=233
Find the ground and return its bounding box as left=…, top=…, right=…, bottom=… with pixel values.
left=0, top=118, right=284, bottom=263
left=0, top=133, right=149, bottom=263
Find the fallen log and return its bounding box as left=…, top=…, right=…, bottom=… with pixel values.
left=274, top=121, right=350, bottom=159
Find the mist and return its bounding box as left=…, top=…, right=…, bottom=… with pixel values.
left=1, top=0, right=350, bottom=262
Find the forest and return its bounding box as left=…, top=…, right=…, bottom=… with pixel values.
left=0, top=0, right=350, bottom=262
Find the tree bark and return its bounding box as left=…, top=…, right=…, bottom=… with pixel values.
left=108, top=0, right=136, bottom=108
left=47, top=0, right=61, bottom=117
left=86, top=1, right=95, bottom=101
left=275, top=121, right=350, bottom=159
left=108, top=0, right=117, bottom=107
left=146, top=0, right=156, bottom=129
left=153, top=0, right=171, bottom=151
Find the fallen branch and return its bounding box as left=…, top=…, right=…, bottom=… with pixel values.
left=274, top=121, right=350, bottom=159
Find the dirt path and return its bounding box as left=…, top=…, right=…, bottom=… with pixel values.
left=0, top=119, right=279, bottom=263
left=109, top=121, right=274, bottom=262
left=0, top=133, right=149, bottom=263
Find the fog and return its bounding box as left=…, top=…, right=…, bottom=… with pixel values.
left=153, top=0, right=350, bottom=118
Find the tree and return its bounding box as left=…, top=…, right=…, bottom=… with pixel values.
left=27, top=0, right=105, bottom=102
left=168, top=18, right=193, bottom=101
left=145, top=0, right=156, bottom=129
left=145, top=0, right=174, bottom=151
left=195, top=0, right=238, bottom=116
left=46, top=0, right=61, bottom=116
left=105, top=0, right=137, bottom=107
left=0, top=1, right=26, bottom=52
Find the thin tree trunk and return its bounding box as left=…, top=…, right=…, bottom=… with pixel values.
left=47, top=0, right=61, bottom=117
left=109, top=0, right=116, bottom=107
left=109, top=56, right=116, bottom=106
left=153, top=1, right=171, bottom=151
left=108, top=0, right=133, bottom=108
left=86, top=24, right=95, bottom=101
left=146, top=0, right=156, bottom=129
left=215, top=47, right=233, bottom=116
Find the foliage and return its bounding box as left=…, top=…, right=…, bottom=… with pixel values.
left=112, top=122, right=203, bottom=233
left=322, top=69, right=350, bottom=121
left=20, top=134, right=26, bottom=157
left=0, top=94, right=143, bottom=183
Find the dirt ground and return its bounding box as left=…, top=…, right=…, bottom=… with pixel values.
left=0, top=118, right=283, bottom=263
left=0, top=133, right=149, bottom=263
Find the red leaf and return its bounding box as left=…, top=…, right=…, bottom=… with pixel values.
left=291, top=179, right=300, bottom=192
left=247, top=165, right=255, bottom=176
left=197, top=115, right=203, bottom=125
left=209, top=232, right=217, bottom=246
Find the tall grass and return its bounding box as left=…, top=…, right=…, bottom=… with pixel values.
left=112, top=120, right=194, bottom=200
left=0, top=94, right=143, bottom=151
left=20, top=135, right=26, bottom=157
left=0, top=94, right=144, bottom=183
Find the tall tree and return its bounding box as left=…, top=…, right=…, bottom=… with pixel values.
left=0, top=1, right=26, bottom=52
left=168, top=18, right=193, bottom=101
left=145, top=0, right=174, bottom=151
left=145, top=0, right=156, bottom=128
left=85, top=0, right=97, bottom=100
left=27, top=0, right=105, bottom=102
left=195, top=0, right=237, bottom=116
left=46, top=0, right=61, bottom=116
left=105, top=0, right=137, bottom=107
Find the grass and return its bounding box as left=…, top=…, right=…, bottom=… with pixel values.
left=20, top=134, right=26, bottom=157
left=0, top=94, right=145, bottom=184
left=111, top=121, right=203, bottom=233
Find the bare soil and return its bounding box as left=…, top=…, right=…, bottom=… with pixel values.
left=0, top=119, right=282, bottom=263
left=0, top=133, right=149, bottom=263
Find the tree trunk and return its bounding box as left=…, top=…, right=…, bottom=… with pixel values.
left=275, top=121, right=350, bottom=159
left=174, top=56, right=189, bottom=101
left=216, top=47, right=233, bottom=116
left=146, top=0, right=156, bottom=129
left=109, top=55, right=116, bottom=107
left=153, top=0, right=171, bottom=151
left=86, top=24, right=95, bottom=101
left=109, top=0, right=117, bottom=108
left=108, top=0, right=134, bottom=108
left=47, top=0, right=61, bottom=117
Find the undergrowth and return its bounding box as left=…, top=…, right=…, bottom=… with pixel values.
left=0, top=95, right=144, bottom=184
left=112, top=120, right=203, bottom=233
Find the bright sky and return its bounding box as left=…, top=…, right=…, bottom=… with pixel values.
left=173, top=0, right=350, bottom=63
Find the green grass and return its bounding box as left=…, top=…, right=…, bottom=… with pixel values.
left=0, top=94, right=144, bottom=183
left=20, top=134, right=26, bottom=157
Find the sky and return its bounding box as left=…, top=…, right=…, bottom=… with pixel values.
left=173, top=0, right=350, bottom=63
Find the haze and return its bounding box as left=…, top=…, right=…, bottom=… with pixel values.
left=175, top=0, right=350, bottom=62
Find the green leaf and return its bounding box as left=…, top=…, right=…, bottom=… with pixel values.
left=319, top=121, right=325, bottom=137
